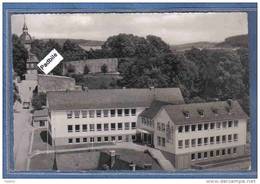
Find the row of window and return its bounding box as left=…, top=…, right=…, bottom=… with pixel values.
left=67, top=122, right=137, bottom=132
left=157, top=136, right=166, bottom=147
left=141, top=117, right=154, bottom=128
left=178, top=120, right=239, bottom=133
left=178, top=134, right=238, bottom=149
left=68, top=135, right=136, bottom=144
left=191, top=147, right=237, bottom=161
left=67, top=108, right=136, bottom=119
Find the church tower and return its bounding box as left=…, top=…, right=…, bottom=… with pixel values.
left=20, top=16, right=39, bottom=79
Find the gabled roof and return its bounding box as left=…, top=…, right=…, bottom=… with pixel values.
left=139, top=100, right=174, bottom=119
left=47, top=88, right=184, bottom=110
left=33, top=109, right=48, bottom=117
left=163, top=100, right=248, bottom=125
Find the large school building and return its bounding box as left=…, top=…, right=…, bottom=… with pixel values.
left=46, top=88, right=248, bottom=169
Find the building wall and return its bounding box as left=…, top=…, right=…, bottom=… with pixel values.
left=174, top=119, right=247, bottom=155
left=62, top=58, right=118, bottom=75
left=32, top=119, right=48, bottom=128
left=50, top=107, right=145, bottom=146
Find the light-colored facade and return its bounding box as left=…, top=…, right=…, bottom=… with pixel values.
left=138, top=101, right=248, bottom=169
left=47, top=88, right=184, bottom=147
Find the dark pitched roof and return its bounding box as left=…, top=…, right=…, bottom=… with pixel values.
left=139, top=100, right=174, bottom=119
left=163, top=100, right=248, bottom=125
left=47, top=88, right=184, bottom=110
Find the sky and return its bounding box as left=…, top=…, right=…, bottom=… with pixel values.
left=11, top=13, right=248, bottom=45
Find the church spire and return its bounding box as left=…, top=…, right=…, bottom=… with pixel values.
left=22, top=15, right=28, bottom=32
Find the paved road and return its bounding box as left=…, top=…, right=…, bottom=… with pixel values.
left=13, top=80, right=36, bottom=171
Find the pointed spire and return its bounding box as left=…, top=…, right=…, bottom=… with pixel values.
left=23, top=15, right=28, bottom=32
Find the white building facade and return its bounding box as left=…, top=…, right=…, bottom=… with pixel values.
left=47, top=88, right=184, bottom=147
left=138, top=100, right=248, bottom=169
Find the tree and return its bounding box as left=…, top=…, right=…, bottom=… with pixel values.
left=12, top=34, right=28, bottom=78
left=101, top=64, right=108, bottom=73
left=13, top=82, right=21, bottom=104
left=84, top=65, right=90, bottom=74
left=31, top=92, right=46, bottom=110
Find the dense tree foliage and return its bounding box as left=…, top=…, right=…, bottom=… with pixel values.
left=13, top=82, right=21, bottom=104
left=31, top=92, right=46, bottom=110
left=12, top=34, right=28, bottom=78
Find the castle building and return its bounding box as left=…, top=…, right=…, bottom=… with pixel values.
left=46, top=88, right=248, bottom=169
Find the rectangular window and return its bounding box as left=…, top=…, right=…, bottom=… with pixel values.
left=97, top=124, right=102, bottom=131
left=178, top=140, right=183, bottom=149
left=216, top=136, right=220, bottom=144
left=76, top=138, right=80, bottom=143
left=104, top=123, right=109, bottom=131
left=185, top=139, right=189, bottom=148
left=97, top=137, right=102, bottom=142
left=157, top=137, right=161, bottom=146
left=111, top=123, right=116, bottom=130
left=234, top=120, right=238, bottom=127
left=75, top=125, right=80, bottom=132
left=111, top=136, right=116, bottom=141
left=118, top=123, right=123, bottom=130
left=82, top=124, right=87, bottom=132
left=210, top=136, right=214, bottom=144
left=89, top=110, right=95, bottom=118
left=131, top=109, right=136, bottom=116
left=162, top=138, right=166, bottom=147
left=228, top=134, right=232, bottom=142
left=216, top=122, right=221, bottom=129
left=157, top=122, right=161, bottom=131
left=191, top=124, right=196, bottom=131
left=124, top=109, right=129, bottom=116
left=197, top=138, right=202, bottom=146
left=96, top=110, right=102, bottom=117
left=118, top=136, right=122, bottom=141
left=90, top=137, right=94, bottom=143
left=191, top=139, right=196, bottom=147
left=82, top=110, right=87, bottom=118
left=227, top=148, right=231, bottom=154
left=222, top=149, right=226, bottom=155
left=132, top=135, right=136, bottom=141
left=110, top=109, right=116, bottom=117
left=210, top=123, right=215, bottom=129
left=74, top=111, right=80, bottom=118
left=40, top=121, right=45, bottom=127
left=191, top=153, right=195, bottom=161
left=117, top=109, right=122, bottom=117
left=185, top=125, right=189, bottom=132
left=67, top=111, right=72, bottom=119
left=222, top=135, right=226, bottom=143
left=83, top=137, right=87, bottom=142
left=210, top=151, right=214, bottom=157
left=178, top=126, right=183, bottom=133
left=161, top=123, right=166, bottom=131
left=216, top=150, right=220, bottom=156
left=198, top=124, right=202, bottom=131
left=204, top=152, right=208, bottom=159
left=234, top=134, right=238, bottom=141
left=204, top=137, right=208, bottom=145
left=68, top=138, right=73, bottom=143
left=104, top=137, right=109, bottom=142
left=103, top=110, right=109, bottom=117
left=131, top=122, right=136, bottom=129
left=124, top=122, right=130, bottom=130
left=233, top=147, right=237, bottom=154
left=67, top=125, right=73, bottom=133
left=228, top=120, right=233, bottom=128
left=197, top=153, right=202, bottom=159
left=204, top=123, right=209, bottom=130
left=90, top=124, right=95, bottom=131
left=222, top=121, right=227, bottom=129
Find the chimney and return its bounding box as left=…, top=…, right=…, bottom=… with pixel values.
left=109, top=150, right=116, bottom=169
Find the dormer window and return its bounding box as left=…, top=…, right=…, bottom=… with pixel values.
left=212, top=108, right=218, bottom=116
left=225, top=106, right=231, bottom=114
left=198, top=109, right=204, bottom=117
left=183, top=110, right=190, bottom=118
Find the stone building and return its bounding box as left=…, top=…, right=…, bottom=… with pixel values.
left=62, top=58, right=118, bottom=75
